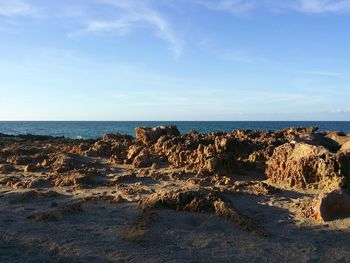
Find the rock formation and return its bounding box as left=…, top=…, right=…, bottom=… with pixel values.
left=315, top=189, right=350, bottom=221
left=265, top=143, right=343, bottom=190
left=135, top=126, right=180, bottom=146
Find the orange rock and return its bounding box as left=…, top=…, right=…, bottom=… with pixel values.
left=265, top=143, right=343, bottom=190
left=24, top=163, right=37, bottom=173
left=135, top=126, right=180, bottom=146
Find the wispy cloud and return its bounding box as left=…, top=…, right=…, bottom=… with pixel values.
left=196, top=0, right=255, bottom=14
left=0, top=0, right=39, bottom=17
left=331, top=108, right=350, bottom=113
left=192, top=0, right=350, bottom=14
left=71, top=0, right=183, bottom=58
left=293, top=0, right=350, bottom=13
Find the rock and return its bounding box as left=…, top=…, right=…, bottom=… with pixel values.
left=24, top=163, right=37, bottom=173
left=85, top=141, right=111, bottom=157
left=135, top=126, right=180, bottom=146
left=133, top=149, right=152, bottom=168
left=127, top=145, right=143, bottom=161
left=53, top=172, right=93, bottom=188
left=339, top=140, right=350, bottom=153
left=0, top=164, right=16, bottom=173
left=337, top=140, right=350, bottom=188
left=139, top=189, right=267, bottom=236
left=7, top=155, right=33, bottom=165
left=297, top=133, right=341, bottom=152
left=102, top=133, right=133, bottom=142
left=265, top=143, right=343, bottom=190
left=326, top=131, right=350, bottom=146
left=52, top=153, right=93, bottom=173
left=315, top=189, right=350, bottom=221
left=151, top=162, right=159, bottom=170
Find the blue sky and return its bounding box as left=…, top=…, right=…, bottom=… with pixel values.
left=0, top=0, right=349, bottom=121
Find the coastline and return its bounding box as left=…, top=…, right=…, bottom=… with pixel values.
left=1, top=121, right=350, bottom=139
left=1, top=125, right=350, bottom=262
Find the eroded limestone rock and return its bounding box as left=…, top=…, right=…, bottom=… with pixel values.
left=265, top=143, right=343, bottom=190
left=139, top=188, right=267, bottom=236
left=315, top=189, right=350, bottom=221
left=135, top=126, right=180, bottom=146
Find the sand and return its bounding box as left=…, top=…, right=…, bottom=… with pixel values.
left=0, top=128, right=350, bottom=262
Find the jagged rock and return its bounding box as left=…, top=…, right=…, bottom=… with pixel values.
left=71, top=143, right=91, bottom=155
left=127, top=145, right=143, bottom=161
left=265, top=143, right=343, bottom=190
left=24, top=163, right=37, bottom=173
left=337, top=140, right=350, bottom=187
left=53, top=172, right=93, bottom=188
left=102, top=133, right=133, bottom=142
left=0, top=164, right=16, bottom=173
left=139, top=189, right=267, bottom=236
left=296, top=133, right=341, bottom=152
left=133, top=149, right=152, bottom=168
left=326, top=131, right=350, bottom=146
left=135, top=126, right=180, bottom=146
left=315, top=189, right=350, bottom=221
left=85, top=141, right=111, bottom=157
left=7, top=155, right=33, bottom=165
left=52, top=153, right=93, bottom=173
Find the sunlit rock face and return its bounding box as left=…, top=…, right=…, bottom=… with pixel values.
left=265, top=143, right=343, bottom=190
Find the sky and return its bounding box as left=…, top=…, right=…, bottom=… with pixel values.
left=0, top=0, right=350, bottom=121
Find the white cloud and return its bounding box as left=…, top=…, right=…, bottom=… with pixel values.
left=294, top=0, right=350, bottom=13
left=331, top=108, right=350, bottom=113
left=0, top=0, right=38, bottom=17
left=72, top=0, right=183, bottom=58
left=192, top=0, right=350, bottom=14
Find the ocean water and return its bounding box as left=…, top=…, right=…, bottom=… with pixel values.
left=0, top=121, right=349, bottom=139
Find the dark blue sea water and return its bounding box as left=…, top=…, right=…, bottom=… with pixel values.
left=0, top=121, right=349, bottom=139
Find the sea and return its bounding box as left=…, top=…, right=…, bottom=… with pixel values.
left=0, top=121, right=349, bottom=140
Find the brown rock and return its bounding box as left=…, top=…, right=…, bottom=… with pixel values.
left=315, top=189, right=350, bottom=221
left=135, top=126, right=180, bottom=146
left=7, top=155, right=32, bottom=165
left=127, top=145, right=143, bottom=161
left=265, top=143, right=343, bottom=190
left=53, top=172, right=93, bottom=188
left=24, top=163, right=37, bottom=173
left=85, top=141, right=111, bottom=157
left=337, top=140, right=350, bottom=188
left=52, top=153, right=93, bottom=173
left=139, top=189, right=267, bottom=236
left=133, top=149, right=152, bottom=168
left=0, top=164, right=16, bottom=173
left=326, top=131, right=350, bottom=146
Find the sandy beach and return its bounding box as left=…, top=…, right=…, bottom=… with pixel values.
left=1, top=126, right=350, bottom=262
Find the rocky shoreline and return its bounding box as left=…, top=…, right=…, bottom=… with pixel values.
left=1, top=126, right=350, bottom=262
